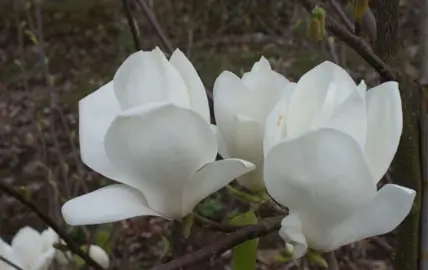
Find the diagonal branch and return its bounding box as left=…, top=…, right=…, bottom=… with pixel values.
left=328, top=0, right=354, bottom=32
left=121, top=0, right=142, bottom=50
left=0, top=182, right=104, bottom=270
left=297, top=0, right=396, bottom=81
left=151, top=217, right=282, bottom=270
left=0, top=255, right=24, bottom=270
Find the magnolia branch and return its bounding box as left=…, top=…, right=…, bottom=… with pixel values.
left=121, top=0, right=141, bottom=50
left=0, top=255, right=24, bottom=270
left=0, top=182, right=104, bottom=270
left=298, top=0, right=396, bottom=81
left=151, top=217, right=282, bottom=270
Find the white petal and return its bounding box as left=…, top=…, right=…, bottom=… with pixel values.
left=213, top=71, right=253, bottom=151
left=365, top=82, right=403, bottom=183
left=169, top=49, right=210, bottom=122
left=250, top=56, right=272, bottom=72
left=113, top=48, right=189, bottom=110
left=0, top=239, right=22, bottom=270
left=234, top=115, right=265, bottom=190
left=323, top=89, right=367, bottom=147
left=40, top=228, right=58, bottom=252
left=333, top=184, right=415, bottom=248
left=264, top=128, right=377, bottom=223
left=210, top=124, right=229, bottom=158
left=31, top=249, right=55, bottom=270
left=89, top=245, right=110, bottom=269
left=61, top=184, right=161, bottom=225
left=286, top=61, right=356, bottom=137
left=104, top=103, right=217, bottom=218
left=12, top=227, right=43, bottom=267
left=182, top=159, right=255, bottom=215
left=278, top=213, right=308, bottom=259
left=264, top=83, right=296, bottom=154
left=79, top=82, right=123, bottom=181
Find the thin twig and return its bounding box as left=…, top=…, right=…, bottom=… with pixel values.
left=151, top=217, right=281, bottom=270
left=298, top=0, right=396, bottom=81
left=328, top=0, right=354, bottom=32
left=193, top=214, right=247, bottom=233
left=121, top=0, right=141, bottom=50
left=135, top=0, right=174, bottom=54
left=0, top=182, right=104, bottom=270
left=326, top=251, right=339, bottom=270
left=0, top=255, right=24, bottom=270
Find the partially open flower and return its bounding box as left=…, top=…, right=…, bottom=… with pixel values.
left=62, top=47, right=254, bottom=225
left=264, top=61, right=415, bottom=256
left=213, top=57, right=292, bottom=190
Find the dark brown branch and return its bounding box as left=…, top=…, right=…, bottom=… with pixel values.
left=0, top=255, right=24, bottom=270
left=135, top=0, right=174, bottom=54
left=298, top=0, right=396, bottom=81
left=0, top=182, right=104, bottom=270
left=328, top=0, right=354, bottom=32
left=326, top=251, right=339, bottom=270
left=151, top=217, right=281, bottom=270
left=121, top=0, right=142, bottom=50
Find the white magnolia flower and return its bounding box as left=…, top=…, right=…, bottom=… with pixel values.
left=0, top=238, right=21, bottom=270
left=62, top=47, right=255, bottom=225
left=0, top=227, right=56, bottom=270
left=213, top=57, right=292, bottom=190
left=40, top=228, right=110, bottom=269
left=264, top=61, right=415, bottom=257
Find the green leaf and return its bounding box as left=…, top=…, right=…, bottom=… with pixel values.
left=95, top=230, right=112, bottom=253
left=229, top=211, right=259, bottom=270
left=226, top=185, right=262, bottom=203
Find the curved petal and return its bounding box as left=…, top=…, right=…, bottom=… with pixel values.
left=264, top=83, right=296, bottom=154
left=278, top=213, right=308, bottom=259
left=11, top=227, right=43, bottom=267
left=88, top=245, right=110, bottom=269
left=286, top=61, right=356, bottom=137
left=40, top=228, right=58, bottom=252
left=182, top=159, right=255, bottom=216
left=333, top=184, right=415, bottom=249
left=323, top=89, right=367, bottom=147
left=264, top=128, right=377, bottom=224
left=234, top=115, right=265, bottom=190
left=210, top=124, right=229, bottom=158
left=113, top=47, right=189, bottom=110
left=62, top=184, right=161, bottom=225
left=79, top=82, right=123, bottom=181
left=104, top=103, right=217, bottom=218
left=250, top=56, right=272, bottom=72
left=365, top=82, right=402, bottom=183
left=169, top=49, right=210, bottom=122
left=32, top=249, right=55, bottom=270
left=0, top=239, right=22, bottom=270
left=213, top=71, right=253, bottom=152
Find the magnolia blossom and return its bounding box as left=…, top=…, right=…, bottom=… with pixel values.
left=0, top=227, right=109, bottom=270
left=263, top=61, right=415, bottom=257
left=62, top=47, right=255, bottom=225
left=213, top=57, right=292, bottom=190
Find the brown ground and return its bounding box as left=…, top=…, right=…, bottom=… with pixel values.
left=0, top=0, right=423, bottom=269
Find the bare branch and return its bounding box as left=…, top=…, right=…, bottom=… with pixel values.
left=326, top=251, right=339, bottom=270
left=193, top=214, right=247, bottom=233
left=297, top=0, right=396, bottom=81
left=151, top=217, right=281, bottom=270
left=0, top=255, right=24, bottom=270
left=328, top=0, right=354, bottom=32
left=121, top=0, right=142, bottom=50
left=0, top=182, right=104, bottom=270
left=135, top=0, right=174, bottom=54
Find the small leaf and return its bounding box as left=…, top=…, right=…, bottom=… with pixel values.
left=353, top=0, right=369, bottom=22
left=226, top=185, right=262, bottom=203
left=95, top=230, right=112, bottom=253
left=308, top=6, right=326, bottom=41
left=306, top=249, right=328, bottom=268
left=230, top=211, right=259, bottom=270
left=182, top=214, right=194, bottom=239
left=160, top=236, right=170, bottom=258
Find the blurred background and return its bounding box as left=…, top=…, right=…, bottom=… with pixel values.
left=0, top=0, right=423, bottom=269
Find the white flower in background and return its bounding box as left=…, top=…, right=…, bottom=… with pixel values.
left=0, top=238, right=21, bottom=270
left=213, top=57, right=293, bottom=190
left=263, top=61, right=415, bottom=257
left=62, top=47, right=255, bottom=225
